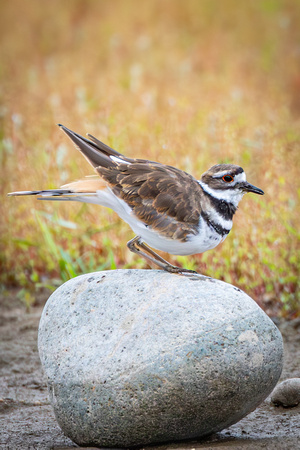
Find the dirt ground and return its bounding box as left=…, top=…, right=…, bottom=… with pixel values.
left=0, top=290, right=299, bottom=450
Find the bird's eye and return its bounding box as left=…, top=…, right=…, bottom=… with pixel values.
left=222, top=175, right=234, bottom=183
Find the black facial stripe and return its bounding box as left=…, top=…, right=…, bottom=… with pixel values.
left=210, top=183, right=240, bottom=190
left=201, top=212, right=230, bottom=236
left=203, top=191, right=237, bottom=220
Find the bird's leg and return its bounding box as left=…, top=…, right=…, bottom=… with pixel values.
left=127, top=236, right=197, bottom=274
left=127, top=236, right=173, bottom=269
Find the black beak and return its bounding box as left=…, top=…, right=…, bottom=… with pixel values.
left=240, top=181, right=264, bottom=195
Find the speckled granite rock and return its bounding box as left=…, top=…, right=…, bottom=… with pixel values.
left=38, top=269, right=283, bottom=448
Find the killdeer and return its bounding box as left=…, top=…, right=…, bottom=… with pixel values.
left=8, top=125, right=264, bottom=274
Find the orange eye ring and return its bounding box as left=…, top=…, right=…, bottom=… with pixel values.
left=222, top=175, right=234, bottom=183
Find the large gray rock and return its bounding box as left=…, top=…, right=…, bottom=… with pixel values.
left=38, top=269, right=283, bottom=448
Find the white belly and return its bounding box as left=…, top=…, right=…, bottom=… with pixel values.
left=73, top=189, right=230, bottom=256
left=129, top=216, right=228, bottom=256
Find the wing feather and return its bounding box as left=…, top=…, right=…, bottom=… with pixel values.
left=97, top=162, right=203, bottom=240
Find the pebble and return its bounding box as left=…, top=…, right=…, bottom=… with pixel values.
left=271, top=378, right=300, bottom=407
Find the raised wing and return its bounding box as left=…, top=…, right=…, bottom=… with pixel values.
left=59, top=125, right=203, bottom=240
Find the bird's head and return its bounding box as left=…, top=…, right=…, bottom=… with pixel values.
left=200, top=164, right=264, bottom=205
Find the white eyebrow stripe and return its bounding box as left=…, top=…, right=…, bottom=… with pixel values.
left=234, top=172, right=246, bottom=182
left=212, top=170, right=232, bottom=178
left=212, top=170, right=246, bottom=180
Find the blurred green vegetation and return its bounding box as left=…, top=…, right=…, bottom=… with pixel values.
left=0, top=0, right=299, bottom=316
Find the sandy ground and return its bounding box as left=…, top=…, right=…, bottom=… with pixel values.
left=0, top=291, right=299, bottom=450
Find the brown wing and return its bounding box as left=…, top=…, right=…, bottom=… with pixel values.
left=97, top=162, right=203, bottom=241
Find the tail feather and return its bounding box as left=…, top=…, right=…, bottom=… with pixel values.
left=7, top=189, right=74, bottom=197
left=8, top=175, right=106, bottom=200
left=62, top=177, right=106, bottom=192
left=8, top=124, right=130, bottom=202
left=8, top=188, right=100, bottom=205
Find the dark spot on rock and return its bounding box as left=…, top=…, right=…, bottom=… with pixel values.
left=97, top=275, right=106, bottom=283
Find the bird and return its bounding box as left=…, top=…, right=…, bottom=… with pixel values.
left=8, top=124, right=264, bottom=274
